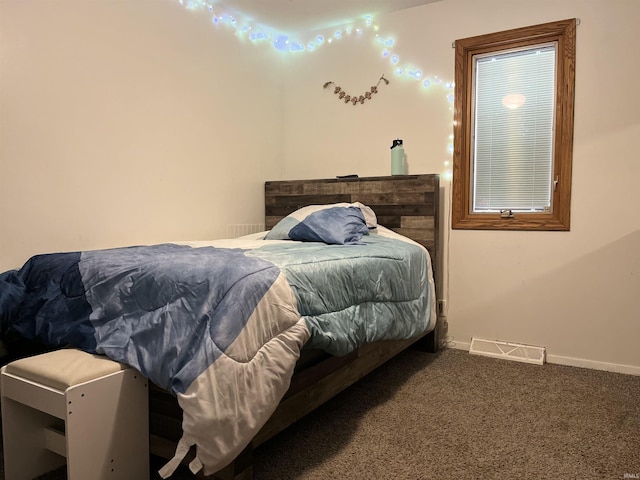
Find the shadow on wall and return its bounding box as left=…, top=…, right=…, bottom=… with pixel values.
left=457, top=230, right=640, bottom=367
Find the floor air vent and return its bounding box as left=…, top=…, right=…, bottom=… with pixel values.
left=469, top=337, right=545, bottom=365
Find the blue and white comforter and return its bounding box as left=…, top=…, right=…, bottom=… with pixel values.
left=0, top=226, right=435, bottom=477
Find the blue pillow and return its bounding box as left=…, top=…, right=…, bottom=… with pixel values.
left=265, top=203, right=377, bottom=245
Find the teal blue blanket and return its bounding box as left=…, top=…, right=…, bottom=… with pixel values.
left=251, top=229, right=435, bottom=355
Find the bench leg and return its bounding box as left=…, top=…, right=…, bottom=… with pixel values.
left=1, top=397, right=66, bottom=480
left=65, top=369, right=149, bottom=480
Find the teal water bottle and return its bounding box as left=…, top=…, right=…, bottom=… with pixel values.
left=391, top=138, right=405, bottom=175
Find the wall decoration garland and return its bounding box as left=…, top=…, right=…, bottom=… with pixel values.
left=323, top=75, right=390, bottom=106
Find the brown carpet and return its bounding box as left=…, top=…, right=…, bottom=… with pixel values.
left=2, top=347, right=639, bottom=479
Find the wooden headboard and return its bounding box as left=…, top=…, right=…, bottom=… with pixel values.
left=264, top=174, right=440, bottom=288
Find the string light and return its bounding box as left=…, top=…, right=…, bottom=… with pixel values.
left=178, top=0, right=453, bottom=97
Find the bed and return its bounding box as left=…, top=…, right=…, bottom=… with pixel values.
left=0, top=174, right=441, bottom=479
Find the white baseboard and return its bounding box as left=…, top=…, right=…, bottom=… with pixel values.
left=445, top=339, right=640, bottom=376
left=545, top=354, right=640, bottom=376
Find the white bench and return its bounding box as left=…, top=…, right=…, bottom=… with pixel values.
left=1, top=348, right=149, bottom=479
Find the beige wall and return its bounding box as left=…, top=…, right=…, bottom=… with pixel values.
left=280, top=0, right=640, bottom=372
left=1, top=0, right=638, bottom=373
left=0, top=0, right=283, bottom=271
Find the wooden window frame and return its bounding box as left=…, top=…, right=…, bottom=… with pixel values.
left=451, top=19, right=577, bottom=231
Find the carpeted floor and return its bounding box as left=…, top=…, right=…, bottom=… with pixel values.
left=2, top=347, right=639, bottom=479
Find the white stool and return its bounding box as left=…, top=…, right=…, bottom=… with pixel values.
left=1, top=349, right=149, bottom=480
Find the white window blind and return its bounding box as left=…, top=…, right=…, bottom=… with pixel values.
left=472, top=44, right=557, bottom=212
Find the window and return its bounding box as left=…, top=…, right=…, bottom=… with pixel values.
left=451, top=19, right=576, bottom=230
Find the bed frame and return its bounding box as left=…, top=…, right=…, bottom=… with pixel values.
left=149, top=174, right=441, bottom=479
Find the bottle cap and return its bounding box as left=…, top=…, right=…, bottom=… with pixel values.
left=391, top=138, right=403, bottom=149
